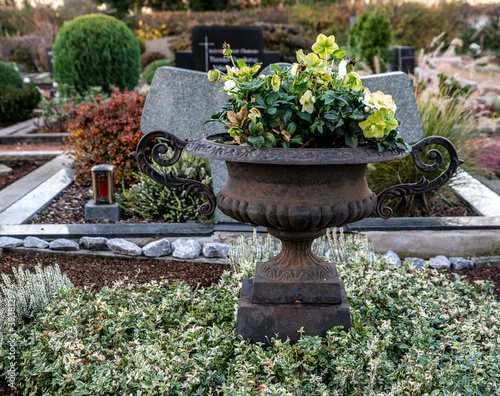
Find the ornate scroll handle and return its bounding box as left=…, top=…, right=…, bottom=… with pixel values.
left=377, top=136, right=465, bottom=219
left=132, top=130, right=216, bottom=217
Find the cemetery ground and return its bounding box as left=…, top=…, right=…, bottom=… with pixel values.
left=1, top=58, right=500, bottom=395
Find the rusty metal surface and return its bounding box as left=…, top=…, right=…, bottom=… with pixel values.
left=217, top=160, right=376, bottom=288
left=217, top=161, right=376, bottom=231
left=236, top=279, right=351, bottom=345
left=185, top=133, right=409, bottom=165
left=377, top=136, right=465, bottom=219
left=132, top=130, right=217, bottom=217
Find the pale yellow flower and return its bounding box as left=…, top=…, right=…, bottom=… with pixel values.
left=363, top=90, right=397, bottom=113
left=299, top=90, right=316, bottom=114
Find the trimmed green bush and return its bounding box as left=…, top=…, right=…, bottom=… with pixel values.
left=348, top=9, right=393, bottom=72
left=2, top=232, right=500, bottom=394
left=117, top=152, right=212, bottom=222
left=0, top=61, right=24, bottom=89
left=141, top=59, right=171, bottom=85
left=53, top=14, right=140, bottom=93
left=0, top=84, right=41, bottom=123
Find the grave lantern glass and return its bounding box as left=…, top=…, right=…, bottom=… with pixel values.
left=91, top=165, right=115, bottom=204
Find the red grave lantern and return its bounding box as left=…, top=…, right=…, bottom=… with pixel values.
left=91, top=165, right=115, bottom=204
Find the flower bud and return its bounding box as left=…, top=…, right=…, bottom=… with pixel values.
left=208, top=69, right=222, bottom=82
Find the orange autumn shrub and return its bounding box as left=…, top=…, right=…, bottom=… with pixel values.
left=66, top=88, right=145, bottom=186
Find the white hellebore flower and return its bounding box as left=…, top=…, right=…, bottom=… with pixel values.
left=300, top=90, right=316, bottom=114
left=224, top=79, right=237, bottom=95
left=290, top=63, right=299, bottom=76
left=338, top=59, right=347, bottom=79
left=364, top=90, right=397, bottom=113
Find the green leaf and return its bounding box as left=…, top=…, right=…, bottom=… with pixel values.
left=332, top=49, right=346, bottom=59
left=237, top=59, right=246, bottom=68
left=283, top=109, right=292, bottom=124
left=288, top=122, right=297, bottom=135
left=254, top=94, right=266, bottom=107
left=266, top=92, right=279, bottom=106
left=267, top=106, right=277, bottom=115
left=324, top=111, right=338, bottom=120
left=270, top=64, right=282, bottom=72
left=345, top=133, right=359, bottom=147
left=296, top=111, right=312, bottom=123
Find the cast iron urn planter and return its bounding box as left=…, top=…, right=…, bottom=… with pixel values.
left=133, top=131, right=463, bottom=344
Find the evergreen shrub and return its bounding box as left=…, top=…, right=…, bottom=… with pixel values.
left=0, top=84, right=41, bottom=123
left=348, top=9, right=393, bottom=72
left=66, top=88, right=145, bottom=186
left=4, top=232, right=500, bottom=394
left=0, top=61, right=23, bottom=89
left=142, top=59, right=171, bottom=85
left=118, top=152, right=212, bottom=222
left=53, top=14, right=140, bottom=93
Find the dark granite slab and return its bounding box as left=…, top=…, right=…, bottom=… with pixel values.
left=0, top=223, right=214, bottom=239
left=346, top=216, right=500, bottom=231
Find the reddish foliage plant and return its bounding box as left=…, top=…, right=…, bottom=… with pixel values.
left=66, top=88, right=145, bottom=186
left=474, top=137, right=500, bottom=178
left=140, top=51, right=166, bottom=71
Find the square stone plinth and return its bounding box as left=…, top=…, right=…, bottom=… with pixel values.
left=85, top=200, right=121, bottom=222
left=236, top=278, right=351, bottom=345
left=251, top=262, right=342, bottom=304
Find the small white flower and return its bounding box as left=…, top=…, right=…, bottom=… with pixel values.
left=23, top=77, right=31, bottom=84
left=224, top=79, right=238, bottom=95
left=338, top=59, right=347, bottom=79
left=52, top=81, right=59, bottom=88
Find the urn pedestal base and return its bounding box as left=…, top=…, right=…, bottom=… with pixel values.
left=236, top=279, right=351, bottom=345
left=251, top=262, right=342, bottom=304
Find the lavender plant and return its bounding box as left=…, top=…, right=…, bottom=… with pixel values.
left=0, top=264, right=73, bottom=324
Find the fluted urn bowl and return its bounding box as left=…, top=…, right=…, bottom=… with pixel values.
left=186, top=133, right=409, bottom=305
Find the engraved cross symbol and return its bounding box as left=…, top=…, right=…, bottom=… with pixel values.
left=198, top=35, right=214, bottom=72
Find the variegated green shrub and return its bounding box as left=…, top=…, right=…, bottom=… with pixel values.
left=2, top=233, right=500, bottom=395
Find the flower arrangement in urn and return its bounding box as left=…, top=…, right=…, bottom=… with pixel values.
left=206, top=34, right=407, bottom=151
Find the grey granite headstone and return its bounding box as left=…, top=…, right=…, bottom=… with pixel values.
left=141, top=66, right=231, bottom=222
left=361, top=72, right=422, bottom=144
left=141, top=67, right=422, bottom=223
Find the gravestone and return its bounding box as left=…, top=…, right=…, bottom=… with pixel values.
left=392, top=46, right=415, bottom=74
left=175, top=26, right=279, bottom=73
left=193, top=26, right=263, bottom=72
left=141, top=67, right=422, bottom=223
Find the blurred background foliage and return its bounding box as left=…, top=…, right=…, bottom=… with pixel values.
left=1, top=1, right=499, bottom=65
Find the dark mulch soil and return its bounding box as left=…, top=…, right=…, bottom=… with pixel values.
left=0, top=163, right=39, bottom=191
left=443, top=267, right=500, bottom=299
left=31, top=181, right=476, bottom=225
left=29, top=183, right=170, bottom=224
left=0, top=251, right=228, bottom=291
